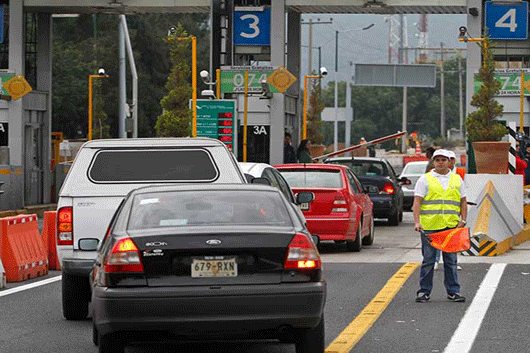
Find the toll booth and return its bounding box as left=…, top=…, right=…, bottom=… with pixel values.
left=236, top=96, right=271, bottom=163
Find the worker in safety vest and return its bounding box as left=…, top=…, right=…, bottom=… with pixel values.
left=413, top=149, right=467, bottom=303
left=434, top=150, right=465, bottom=271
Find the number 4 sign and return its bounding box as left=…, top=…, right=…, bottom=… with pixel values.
left=485, top=1, right=528, bottom=40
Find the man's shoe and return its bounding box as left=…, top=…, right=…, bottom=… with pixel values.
left=447, top=293, right=466, bottom=302
left=416, top=292, right=430, bottom=303
left=457, top=265, right=462, bottom=270
left=434, top=262, right=439, bottom=270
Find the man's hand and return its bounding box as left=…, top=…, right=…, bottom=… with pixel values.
left=456, top=221, right=466, bottom=228
left=414, top=222, right=422, bottom=232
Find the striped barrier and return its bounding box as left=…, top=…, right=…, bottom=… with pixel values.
left=462, top=180, right=522, bottom=256
left=0, top=214, right=48, bottom=282
left=508, top=122, right=516, bottom=175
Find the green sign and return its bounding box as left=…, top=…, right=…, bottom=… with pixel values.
left=474, top=69, right=530, bottom=96
left=193, top=99, right=237, bottom=151
left=220, top=66, right=279, bottom=94
left=0, top=72, right=15, bottom=96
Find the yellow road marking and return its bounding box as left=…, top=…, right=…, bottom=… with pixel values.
left=325, top=262, right=420, bottom=353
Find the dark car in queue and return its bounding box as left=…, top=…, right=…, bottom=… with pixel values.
left=275, top=164, right=374, bottom=251
left=324, top=157, right=409, bottom=226
left=91, top=184, right=325, bottom=353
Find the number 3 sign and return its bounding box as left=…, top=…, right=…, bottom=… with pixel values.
left=233, top=8, right=271, bottom=46
left=485, top=1, right=528, bottom=40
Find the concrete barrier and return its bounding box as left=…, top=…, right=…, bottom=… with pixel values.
left=463, top=177, right=523, bottom=256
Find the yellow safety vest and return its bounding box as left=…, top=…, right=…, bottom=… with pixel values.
left=420, top=172, right=462, bottom=230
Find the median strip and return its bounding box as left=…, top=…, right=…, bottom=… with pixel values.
left=326, top=262, right=420, bottom=353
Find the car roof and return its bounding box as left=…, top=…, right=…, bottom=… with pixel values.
left=275, top=163, right=349, bottom=171
left=404, top=160, right=429, bottom=166
left=80, top=137, right=227, bottom=148
left=238, top=162, right=273, bottom=176
left=129, top=183, right=280, bottom=196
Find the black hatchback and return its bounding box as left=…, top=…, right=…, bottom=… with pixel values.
left=90, top=184, right=326, bottom=353
left=325, top=157, right=409, bottom=225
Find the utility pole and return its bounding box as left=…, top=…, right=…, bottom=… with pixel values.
left=458, top=53, right=464, bottom=140
left=440, top=42, right=445, bottom=138
left=301, top=18, right=332, bottom=76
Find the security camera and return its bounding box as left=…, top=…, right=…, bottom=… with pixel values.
left=260, top=80, right=272, bottom=99
left=98, top=68, right=106, bottom=75
left=319, top=67, right=328, bottom=77
left=459, top=26, right=468, bottom=39
left=167, top=26, right=176, bottom=37
left=200, top=70, right=211, bottom=82
left=201, top=89, right=216, bottom=99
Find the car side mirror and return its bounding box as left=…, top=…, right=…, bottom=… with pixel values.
left=398, top=177, right=411, bottom=185
left=311, top=234, right=320, bottom=245
left=296, top=191, right=314, bottom=204
left=79, top=238, right=99, bottom=251
left=251, top=177, right=271, bottom=185
left=363, top=185, right=379, bottom=193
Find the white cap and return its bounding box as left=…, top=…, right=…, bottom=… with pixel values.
left=432, top=149, right=451, bottom=159
left=447, top=150, right=456, bottom=159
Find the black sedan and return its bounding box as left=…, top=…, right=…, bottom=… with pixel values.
left=325, top=157, right=409, bottom=225
left=90, top=184, right=326, bottom=353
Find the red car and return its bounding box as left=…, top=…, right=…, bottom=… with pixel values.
left=275, top=164, right=374, bottom=252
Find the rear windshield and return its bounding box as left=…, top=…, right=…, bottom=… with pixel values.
left=128, top=190, right=292, bottom=229
left=328, top=161, right=386, bottom=177
left=278, top=170, right=342, bottom=188
left=403, top=163, right=427, bottom=175
left=88, top=149, right=219, bottom=183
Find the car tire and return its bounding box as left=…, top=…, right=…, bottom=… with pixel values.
left=346, top=220, right=362, bottom=252
left=98, top=333, right=125, bottom=353
left=92, top=321, right=99, bottom=346
left=295, top=315, right=325, bottom=353
left=387, top=210, right=400, bottom=226
left=62, top=272, right=90, bottom=320
left=362, top=216, right=375, bottom=246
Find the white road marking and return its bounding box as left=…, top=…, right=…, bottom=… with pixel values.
left=443, top=263, right=507, bottom=353
left=0, top=275, right=62, bottom=297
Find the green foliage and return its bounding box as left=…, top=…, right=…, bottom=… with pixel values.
left=92, top=80, right=112, bottom=139
left=155, top=23, right=193, bottom=137
left=465, top=36, right=507, bottom=142
left=307, top=80, right=325, bottom=144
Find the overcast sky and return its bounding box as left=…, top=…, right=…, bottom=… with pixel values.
left=300, top=13, right=467, bottom=84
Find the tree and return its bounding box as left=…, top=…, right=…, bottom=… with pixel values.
left=465, top=36, right=506, bottom=141
left=155, top=23, right=193, bottom=137
left=307, top=79, right=325, bottom=144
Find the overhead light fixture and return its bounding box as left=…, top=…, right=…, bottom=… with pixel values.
left=363, top=0, right=386, bottom=8
left=108, top=0, right=123, bottom=7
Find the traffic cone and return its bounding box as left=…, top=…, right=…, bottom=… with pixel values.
left=415, top=142, right=421, bottom=156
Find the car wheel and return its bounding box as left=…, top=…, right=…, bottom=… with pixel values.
left=92, top=321, right=99, bottom=346
left=387, top=209, right=400, bottom=226
left=98, top=333, right=125, bottom=353
left=346, top=219, right=362, bottom=252
left=362, top=216, right=375, bottom=246
left=62, top=272, right=90, bottom=320
left=295, top=315, right=325, bottom=353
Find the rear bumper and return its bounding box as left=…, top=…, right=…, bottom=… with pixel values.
left=305, top=217, right=354, bottom=240
left=369, top=194, right=396, bottom=218
left=93, top=282, right=326, bottom=337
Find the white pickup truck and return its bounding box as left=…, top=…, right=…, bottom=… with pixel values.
left=56, top=138, right=246, bottom=320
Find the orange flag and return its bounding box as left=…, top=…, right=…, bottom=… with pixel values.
left=422, top=228, right=471, bottom=253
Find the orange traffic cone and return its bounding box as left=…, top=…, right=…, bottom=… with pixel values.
left=415, top=142, right=421, bottom=156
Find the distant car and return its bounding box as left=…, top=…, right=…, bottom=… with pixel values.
left=91, top=184, right=325, bottom=353
left=399, top=160, right=429, bottom=211
left=324, top=157, right=409, bottom=226
left=275, top=164, right=374, bottom=251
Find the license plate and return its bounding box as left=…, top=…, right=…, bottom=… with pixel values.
left=191, top=257, right=237, bottom=278
left=300, top=202, right=309, bottom=210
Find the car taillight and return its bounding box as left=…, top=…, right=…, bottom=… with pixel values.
left=332, top=197, right=348, bottom=212
left=381, top=182, right=395, bottom=194
left=57, top=207, right=73, bottom=246
left=104, top=237, right=144, bottom=273
left=284, top=233, right=321, bottom=270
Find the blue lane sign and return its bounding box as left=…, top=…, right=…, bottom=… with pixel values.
left=233, top=7, right=271, bottom=46
left=485, top=1, right=528, bottom=40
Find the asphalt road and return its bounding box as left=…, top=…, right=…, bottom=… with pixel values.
left=2, top=213, right=529, bottom=353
